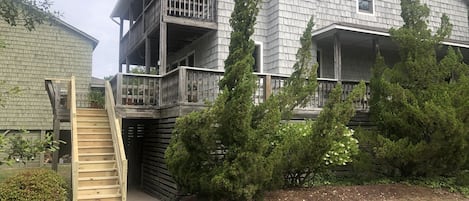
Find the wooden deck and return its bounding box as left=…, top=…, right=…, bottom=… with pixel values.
left=109, top=66, right=370, bottom=119
left=120, top=0, right=217, bottom=64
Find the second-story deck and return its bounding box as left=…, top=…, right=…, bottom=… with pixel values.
left=109, top=66, right=370, bottom=119
left=116, top=0, right=217, bottom=65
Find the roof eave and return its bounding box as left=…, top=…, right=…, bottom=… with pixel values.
left=53, top=18, right=99, bottom=49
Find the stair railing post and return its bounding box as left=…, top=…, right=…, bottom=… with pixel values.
left=178, top=67, right=187, bottom=104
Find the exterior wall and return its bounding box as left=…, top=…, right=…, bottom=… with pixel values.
left=0, top=21, right=94, bottom=130
left=167, top=31, right=218, bottom=69
left=171, top=0, right=469, bottom=76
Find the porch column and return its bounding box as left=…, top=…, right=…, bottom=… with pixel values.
left=333, top=33, right=342, bottom=82
left=126, top=57, right=130, bottom=73
left=312, top=41, right=319, bottom=77
left=119, top=18, right=124, bottom=73
left=145, top=37, right=151, bottom=74
left=372, top=38, right=380, bottom=60
left=159, top=0, right=167, bottom=75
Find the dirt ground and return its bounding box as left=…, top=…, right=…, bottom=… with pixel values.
left=264, top=184, right=469, bottom=201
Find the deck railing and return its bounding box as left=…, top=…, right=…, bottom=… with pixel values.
left=110, top=66, right=370, bottom=111
left=167, top=0, right=216, bottom=21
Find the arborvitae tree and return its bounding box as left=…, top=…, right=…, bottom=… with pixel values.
left=166, top=0, right=276, bottom=200
left=166, top=10, right=365, bottom=200
left=369, top=0, right=469, bottom=177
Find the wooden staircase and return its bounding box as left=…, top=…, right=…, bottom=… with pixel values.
left=76, top=108, right=123, bottom=201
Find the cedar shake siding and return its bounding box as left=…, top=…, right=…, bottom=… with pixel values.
left=0, top=19, right=97, bottom=130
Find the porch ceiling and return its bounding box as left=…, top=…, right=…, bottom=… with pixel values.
left=167, top=23, right=212, bottom=55
left=312, top=22, right=469, bottom=50
left=313, top=24, right=396, bottom=50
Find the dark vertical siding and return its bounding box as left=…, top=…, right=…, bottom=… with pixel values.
left=142, top=117, right=178, bottom=201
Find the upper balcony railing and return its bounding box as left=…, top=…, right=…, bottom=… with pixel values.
left=109, top=66, right=370, bottom=112
left=167, top=0, right=216, bottom=21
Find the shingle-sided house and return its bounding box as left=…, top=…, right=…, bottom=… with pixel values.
left=0, top=15, right=98, bottom=166
left=102, top=0, right=469, bottom=200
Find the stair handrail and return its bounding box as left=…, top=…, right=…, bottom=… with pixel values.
left=69, top=76, right=79, bottom=201
left=105, top=80, right=128, bottom=201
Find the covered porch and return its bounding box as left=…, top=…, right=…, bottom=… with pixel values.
left=313, top=22, right=469, bottom=83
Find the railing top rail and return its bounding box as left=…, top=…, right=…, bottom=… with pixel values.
left=181, top=66, right=224, bottom=74
left=119, top=72, right=163, bottom=78
left=116, top=66, right=370, bottom=83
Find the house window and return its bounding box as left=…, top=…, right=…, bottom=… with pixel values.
left=358, top=0, right=374, bottom=14
left=252, top=42, right=263, bottom=73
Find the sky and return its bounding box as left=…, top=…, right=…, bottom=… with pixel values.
left=52, top=0, right=120, bottom=79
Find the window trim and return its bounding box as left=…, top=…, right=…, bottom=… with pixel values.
left=254, top=41, right=264, bottom=73
left=357, top=0, right=375, bottom=16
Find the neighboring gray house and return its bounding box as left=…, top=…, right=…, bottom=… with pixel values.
left=110, top=0, right=469, bottom=200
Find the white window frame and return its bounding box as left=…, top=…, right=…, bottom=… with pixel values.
left=357, top=0, right=375, bottom=16
left=254, top=41, right=264, bottom=73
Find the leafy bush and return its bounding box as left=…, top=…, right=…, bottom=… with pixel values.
left=88, top=89, right=104, bottom=108
left=456, top=170, right=469, bottom=186
left=0, top=130, right=61, bottom=166
left=0, top=168, right=68, bottom=201
left=271, top=83, right=364, bottom=187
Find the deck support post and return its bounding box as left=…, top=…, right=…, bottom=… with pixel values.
left=119, top=18, right=124, bottom=73
left=264, top=75, right=272, bottom=100
left=145, top=38, right=152, bottom=74
left=178, top=68, right=187, bottom=103
left=159, top=0, right=167, bottom=75
left=333, top=33, right=342, bottom=83
left=372, top=38, right=380, bottom=61
left=52, top=84, right=60, bottom=172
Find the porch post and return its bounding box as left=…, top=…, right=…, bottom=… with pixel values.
left=312, top=41, right=320, bottom=77
left=145, top=38, right=151, bottom=74
left=159, top=0, right=167, bottom=75
left=333, top=33, right=342, bottom=82
left=119, top=18, right=124, bottom=73
left=126, top=57, right=130, bottom=73
left=372, top=38, right=380, bottom=60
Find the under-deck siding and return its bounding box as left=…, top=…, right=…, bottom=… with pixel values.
left=142, top=117, right=178, bottom=201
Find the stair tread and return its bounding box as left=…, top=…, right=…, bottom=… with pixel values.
left=79, top=153, right=114, bottom=156
left=77, top=193, right=121, bottom=199
left=79, top=160, right=116, bottom=164
left=77, top=118, right=109, bottom=121
left=78, top=125, right=110, bottom=128
left=78, top=139, right=112, bottom=142
left=79, top=145, right=113, bottom=148
left=78, top=176, right=119, bottom=181
left=78, top=168, right=117, bottom=173
left=78, top=185, right=120, bottom=190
